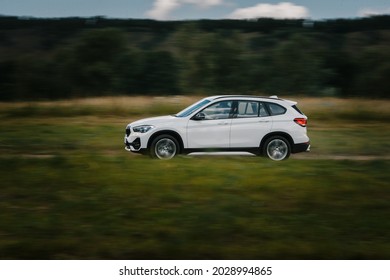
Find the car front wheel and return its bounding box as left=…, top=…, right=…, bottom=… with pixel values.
left=263, top=136, right=291, bottom=161
left=150, top=135, right=179, bottom=160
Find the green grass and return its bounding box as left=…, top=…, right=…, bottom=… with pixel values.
left=0, top=97, right=389, bottom=259
left=0, top=156, right=389, bottom=259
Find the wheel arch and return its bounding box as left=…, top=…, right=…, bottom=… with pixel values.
left=260, top=132, right=294, bottom=152
left=147, top=130, right=184, bottom=153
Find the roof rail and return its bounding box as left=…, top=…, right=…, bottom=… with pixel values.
left=213, top=95, right=283, bottom=101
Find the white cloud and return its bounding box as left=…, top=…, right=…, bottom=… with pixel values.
left=146, top=0, right=180, bottom=20
left=146, top=0, right=225, bottom=20
left=358, top=7, right=390, bottom=17
left=228, top=2, right=309, bottom=20
left=183, top=0, right=224, bottom=8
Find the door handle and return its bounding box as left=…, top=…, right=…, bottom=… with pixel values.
left=258, top=120, right=270, bottom=123
left=218, top=122, right=229, bottom=125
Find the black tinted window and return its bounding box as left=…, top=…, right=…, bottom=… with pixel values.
left=292, top=105, right=304, bottom=115
left=236, top=101, right=259, bottom=118
left=267, top=103, right=286, bottom=116
left=201, top=101, right=232, bottom=120
left=259, top=102, right=270, bottom=117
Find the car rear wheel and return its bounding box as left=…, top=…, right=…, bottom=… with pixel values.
left=263, top=136, right=291, bottom=161
left=150, top=135, right=179, bottom=160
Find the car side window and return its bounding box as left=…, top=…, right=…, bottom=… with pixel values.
left=267, top=103, right=286, bottom=116
left=200, top=101, right=233, bottom=120
left=236, top=101, right=259, bottom=118
left=259, top=102, right=270, bottom=117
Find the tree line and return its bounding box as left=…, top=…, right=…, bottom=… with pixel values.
left=0, top=16, right=389, bottom=100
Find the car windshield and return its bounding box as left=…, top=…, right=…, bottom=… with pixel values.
left=175, top=99, right=211, bottom=118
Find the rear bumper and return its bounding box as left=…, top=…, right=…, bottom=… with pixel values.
left=292, top=142, right=310, bottom=153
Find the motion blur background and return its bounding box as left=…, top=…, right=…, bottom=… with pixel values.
left=0, top=1, right=389, bottom=259
left=0, top=16, right=389, bottom=100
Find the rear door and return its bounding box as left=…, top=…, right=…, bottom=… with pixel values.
left=229, top=101, right=272, bottom=148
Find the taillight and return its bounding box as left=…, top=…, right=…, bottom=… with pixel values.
left=294, top=118, right=307, bottom=127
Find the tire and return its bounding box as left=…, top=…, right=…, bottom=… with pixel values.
left=263, top=136, right=291, bottom=161
left=150, top=134, right=179, bottom=160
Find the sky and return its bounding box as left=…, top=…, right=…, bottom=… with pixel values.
left=1, top=0, right=390, bottom=20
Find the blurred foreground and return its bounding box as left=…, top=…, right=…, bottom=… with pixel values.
left=0, top=97, right=389, bottom=259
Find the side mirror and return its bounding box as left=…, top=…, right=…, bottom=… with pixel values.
left=193, top=112, right=206, bottom=121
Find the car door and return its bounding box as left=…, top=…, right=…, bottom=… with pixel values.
left=186, top=101, right=233, bottom=148
left=230, top=101, right=272, bottom=147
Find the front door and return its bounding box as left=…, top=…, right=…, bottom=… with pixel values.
left=186, top=101, right=233, bottom=148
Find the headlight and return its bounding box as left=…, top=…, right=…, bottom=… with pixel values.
left=132, top=125, right=154, bottom=133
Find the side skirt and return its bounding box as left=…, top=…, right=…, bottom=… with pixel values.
left=182, top=147, right=260, bottom=155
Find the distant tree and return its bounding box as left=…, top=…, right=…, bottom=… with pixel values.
left=350, top=46, right=390, bottom=98
left=0, top=60, right=16, bottom=100
left=173, top=25, right=247, bottom=94
left=11, top=55, right=70, bottom=100
left=254, top=33, right=332, bottom=95
left=66, top=28, right=128, bottom=94
left=1, top=16, right=390, bottom=99
left=141, top=51, right=179, bottom=94
left=112, top=49, right=145, bottom=94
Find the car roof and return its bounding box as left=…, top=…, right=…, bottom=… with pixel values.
left=207, top=95, right=297, bottom=105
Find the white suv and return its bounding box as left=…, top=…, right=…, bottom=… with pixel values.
left=124, top=95, right=310, bottom=160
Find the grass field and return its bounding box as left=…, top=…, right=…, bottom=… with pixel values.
left=0, top=96, right=389, bottom=259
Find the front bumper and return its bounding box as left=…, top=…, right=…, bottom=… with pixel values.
left=124, top=136, right=142, bottom=152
